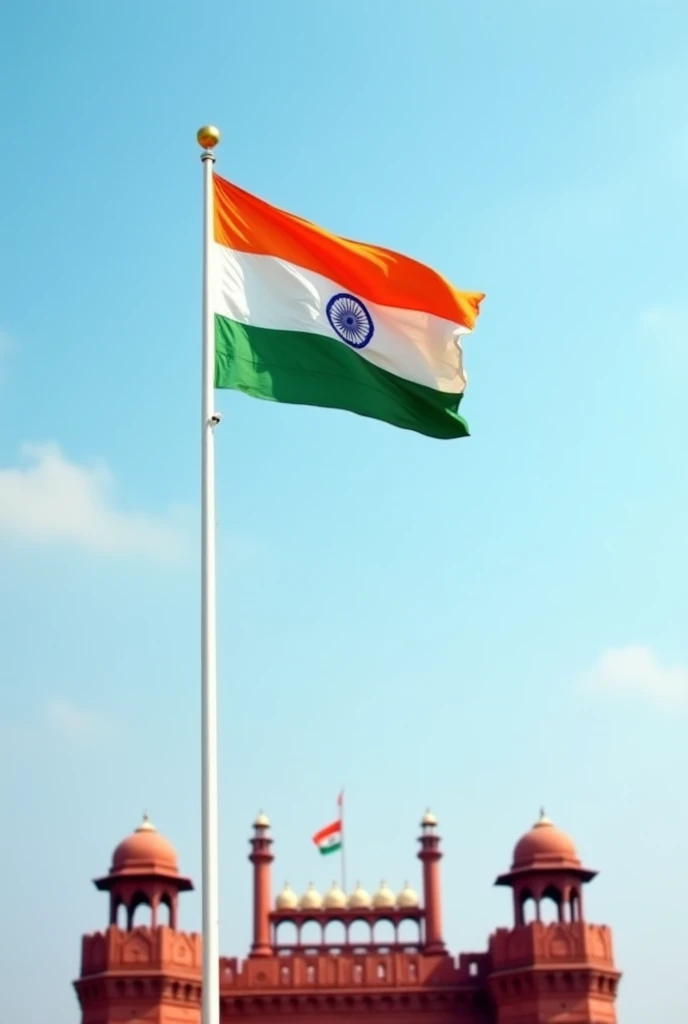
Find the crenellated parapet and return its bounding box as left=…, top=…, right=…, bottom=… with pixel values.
left=218, top=949, right=491, bottom=1020
left=80, top=923, right=202, bottom=976
left=489, top=921, right=616, bottom=972
left=219, top=949, right=471, bottom=991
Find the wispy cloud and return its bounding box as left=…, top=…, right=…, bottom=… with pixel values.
left=44, top=698, right=112, bottom=743
left=581, top=645, right=688, bottom=707
left=0, top=698, right=114, bottom=754
left=0, top=442, right=188, bottom=561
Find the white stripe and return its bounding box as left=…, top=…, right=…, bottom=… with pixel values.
left=318, top=830, right=342, bottom=848
left=210, top=244, right=468, bottom=394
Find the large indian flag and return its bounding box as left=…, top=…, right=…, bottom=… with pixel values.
left=312, top=819, right=343, bottom=856
left=210, top=175, right=484, bottom=439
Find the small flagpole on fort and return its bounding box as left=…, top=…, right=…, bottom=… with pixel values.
left=197, top=124, right=222, bottom=1024
left=339, top=789, right=347, bottom=894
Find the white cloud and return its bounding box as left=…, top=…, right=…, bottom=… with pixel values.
left=581, top=646, right=688, bottom=707
left=44, top=698, right=111, bottom=743
left=0, top=698, right=114, bottom=753
left=0, top=442, right=187, bottom=561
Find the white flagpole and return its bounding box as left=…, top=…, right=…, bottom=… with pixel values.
left=197, top=124, right=221, bottom=1024
left=339, top=789, right=346, bottom=894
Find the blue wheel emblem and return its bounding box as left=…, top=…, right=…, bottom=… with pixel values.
left=326, top=293, right=374, bottom=349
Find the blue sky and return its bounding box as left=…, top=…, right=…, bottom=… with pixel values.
left=1, top=1, right=687, bottom=1021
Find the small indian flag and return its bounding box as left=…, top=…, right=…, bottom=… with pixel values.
left=312, top=819, right=343, bottom=856
left=211, top=175, right=484, bottom=439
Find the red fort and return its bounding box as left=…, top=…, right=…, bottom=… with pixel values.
left=74, top=810, right=620, bottom=1023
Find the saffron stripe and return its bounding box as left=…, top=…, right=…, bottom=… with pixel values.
left=312, top=819, right=343, bottom=845
left=213, top=174, right=484, bottom=327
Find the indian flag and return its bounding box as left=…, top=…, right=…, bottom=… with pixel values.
left=211, top=175, right=484, bottom=439
left=312, top=819, right=343, bottom=856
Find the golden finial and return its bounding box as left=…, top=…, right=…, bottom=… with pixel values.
left=138, top=811, right=155, bottom=832
left=197, top=125, right=221, bottom=150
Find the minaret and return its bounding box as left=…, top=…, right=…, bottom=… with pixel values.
left=488, top=811, right=621, bottom=1023
left=74, top=814, right=201, bottom=1024
left=417, top=809, right=445, bottom=954
left=248, top=812, right=274, bottom=957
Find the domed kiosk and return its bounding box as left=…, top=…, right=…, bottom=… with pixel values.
left=496, top=810, right=596, bottom=926
left=95, top=812, right=192, bottom=930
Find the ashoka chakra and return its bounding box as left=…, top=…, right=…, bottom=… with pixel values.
left=326, top=293, right=374, bottom=349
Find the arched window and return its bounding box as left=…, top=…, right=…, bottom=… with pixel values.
left=305, top=964, right=316, bottom=984
left=353, top=964, right=363, bottom=984
left=159, top=893, right=173, bottom=927
left=520, top=889, right=537, bottom=924
left=299, top=920, right=322, bottom=949
left=114, top=900, right=127, bottom=929
left=376, top=963, right=386, bottom=981
left=324, top=920, right=346, bottom=947
left=275, top=920, right=298, bottom=949
left=280, top=965, right=290, bottom=985
left=372, top=918, right=395, bottom=948
left=129, top=892, right=151, bottom=929
left=570, top=888, right=581, bottom=922
left=348, top=918, right=372, bottom=948
left=397, top=918, right=421, bottom=949
left=540, top=885, right=562, bottom=924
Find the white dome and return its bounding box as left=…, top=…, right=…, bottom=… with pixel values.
left=373, top=881, right=396, bottom=909
left=397, top=882, right=419, bottom=909
left=348, top=883, right=372, bottom=910
left=275, top=883, right=298, bottom=911
left=300, top=883, right=323, bottom=911
left=324, top=882, right=347, bottom=910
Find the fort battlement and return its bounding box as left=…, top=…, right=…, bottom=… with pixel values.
left=74, top=809, right=620, bottom=1023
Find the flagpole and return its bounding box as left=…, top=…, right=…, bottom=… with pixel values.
left=197, top=124, right=221, bottom=1024
left=339, top=790, right=347, bottom=895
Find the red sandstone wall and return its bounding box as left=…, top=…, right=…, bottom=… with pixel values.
left=80, top=925, right=202, bottom=978
left=219, top=949, right=489, bottom=992
left=489, top=921, right=615, bottom=971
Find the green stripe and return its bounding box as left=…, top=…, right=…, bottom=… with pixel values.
left=319, top=842, right=342, bottom=855
left=214, top=317, right=469, bottom=440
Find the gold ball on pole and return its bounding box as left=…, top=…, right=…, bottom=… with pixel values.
left=197, top=125, right=221, bottom=150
